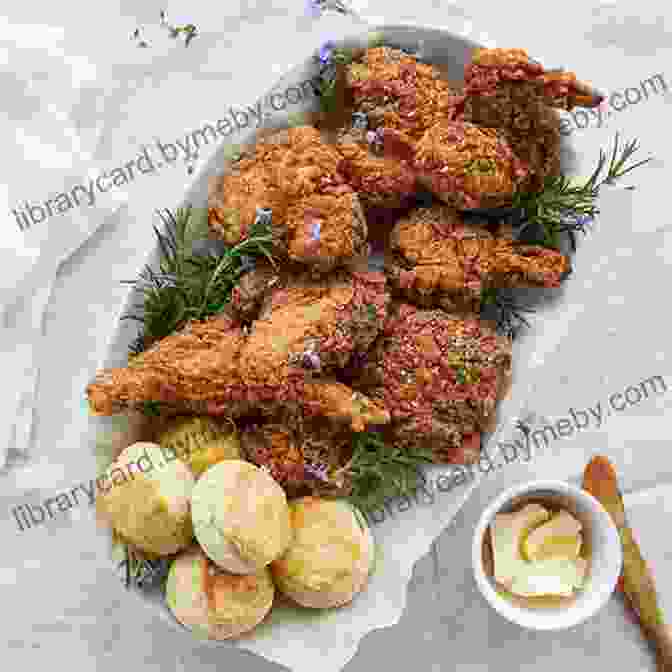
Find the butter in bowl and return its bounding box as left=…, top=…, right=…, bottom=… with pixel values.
left=472, top=479, right=622, bottom=630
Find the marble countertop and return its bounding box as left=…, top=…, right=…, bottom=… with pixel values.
left=2, top=1, right=672, bottom=670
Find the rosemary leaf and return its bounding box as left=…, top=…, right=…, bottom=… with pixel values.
left=512, top=133, right=652, bottom=248
left=122, top=205, right=274, bottom=354
left=347, top=432, right=434, bottom=513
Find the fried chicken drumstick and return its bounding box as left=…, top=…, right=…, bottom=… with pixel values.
left=87, top=271, right=390, bottom=432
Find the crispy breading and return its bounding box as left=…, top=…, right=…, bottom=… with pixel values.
left=463, top=47, right=603, bottom=191
left=386, top=204, right=570, bottom=309
left=208, top=126, right=364, bottom=271
left=239, top=270, right=388, bottom=381
left=465, top=47, right=604, bottom=110
left=411, top=121, right=529, bottom=209
left=346, top=46, right=465, bottom=139
left=86, top=272, right=391, bottom=431
left=241, top=416, right=353, bottom=497
left=284, top=191, right=368, bottom=270
left=335, top=130, right=417, bottom=209
left=350, top=303, right=512, bottom=463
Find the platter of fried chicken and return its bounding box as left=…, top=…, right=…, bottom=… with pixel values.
left=85, top=24, right=608, bottom=667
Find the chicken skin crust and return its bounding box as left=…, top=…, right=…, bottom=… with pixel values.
left=87, top=271, right=391, bottom=432
left=463, top=47, right=603, bottom=191
left=208, top=126, right=368, bottom=272
left=334, top=126, right=417, bottom=209
left=241, top=415, right=354, bottom=498
left=346, top=46, right=466, bottom=140
left=350, top=302, right=512, bottom=463
left=386, top=204, right=570, bottom=310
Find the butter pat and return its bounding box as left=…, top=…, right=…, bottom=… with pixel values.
left=490, top=503, right=550, bottom=587
left=523, top=510, right=582, bottom=561
left=510, top=557, right=586, bottom=597
left=489, top=503, right=588, bottom=599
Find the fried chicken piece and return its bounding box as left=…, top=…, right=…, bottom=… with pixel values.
left=463, top=48, right=603, bottom=190
left=386, top=204, right=570, bottom=309
left=208, top=126, right=367, bottom=272
left=381, top=121, right=529, bottom=210
left=283, top=191, right=368, bottom=270
left=86, top=272, right=391, bottom=432
left=239, top=269, right=388, bottom=379
left=386, top=204, right=494, bottom=312
left=241, top=415, right=354, bottom=497
left=351, top=303, right=512, bottom=463
left=332, top=124, right=417, bottom=209
left=229, top=262, right=281, bottom=322
left=464, top=48, right=604, bottom=111
left=346, top=46, right=465, bottom=140
left=87, top=311, right=249, bottom=417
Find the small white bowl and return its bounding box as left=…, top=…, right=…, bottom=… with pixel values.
left=472, top=479, right=622, bottom=630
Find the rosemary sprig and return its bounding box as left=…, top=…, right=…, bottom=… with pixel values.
left=314, top=43, right=356, bottom=116
left=512, top=134, right=652, bottom=250
left=481, top=287, right=536, bottom=340
left=121, top=206, right=274, bottom=355
left=346, top=432, right=434, bottom=513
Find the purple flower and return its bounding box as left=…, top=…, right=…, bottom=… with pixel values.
left=306, top=0, right=323, bottom=18
left=318, top=40, right=335, bottom=64
left=311, top=220, right=321, bottom=241
left=366, top=128, right=384, bottom=145
left=574, top=214, right=594, bottom=227
left=304, top=462, right=329, bottom=481
left=302, top=350, right=321, bottom=370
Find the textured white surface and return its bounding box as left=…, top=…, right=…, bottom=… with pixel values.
left=1, top=1, right=672, bottom=671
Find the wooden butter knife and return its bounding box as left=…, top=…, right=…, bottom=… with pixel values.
left=582, top=455, right=672, bottom=671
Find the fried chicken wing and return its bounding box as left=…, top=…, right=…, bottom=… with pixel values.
left=463, top=48, right=603, bottom=190
left=386, top=204, right=570, bottom=309
left=464, top=48, right=604, bottom=111
left=351, top=303, right=512, bottom=463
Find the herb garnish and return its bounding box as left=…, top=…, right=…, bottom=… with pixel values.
left=313, top=43, right=356, bottom=116
left=512, top=134, right=652, bottom=250
left=346, top=432, right=434, bottom=513
left=121, top=206, right=274, bottom=356
left=481, top=287, right=536, bottom=340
